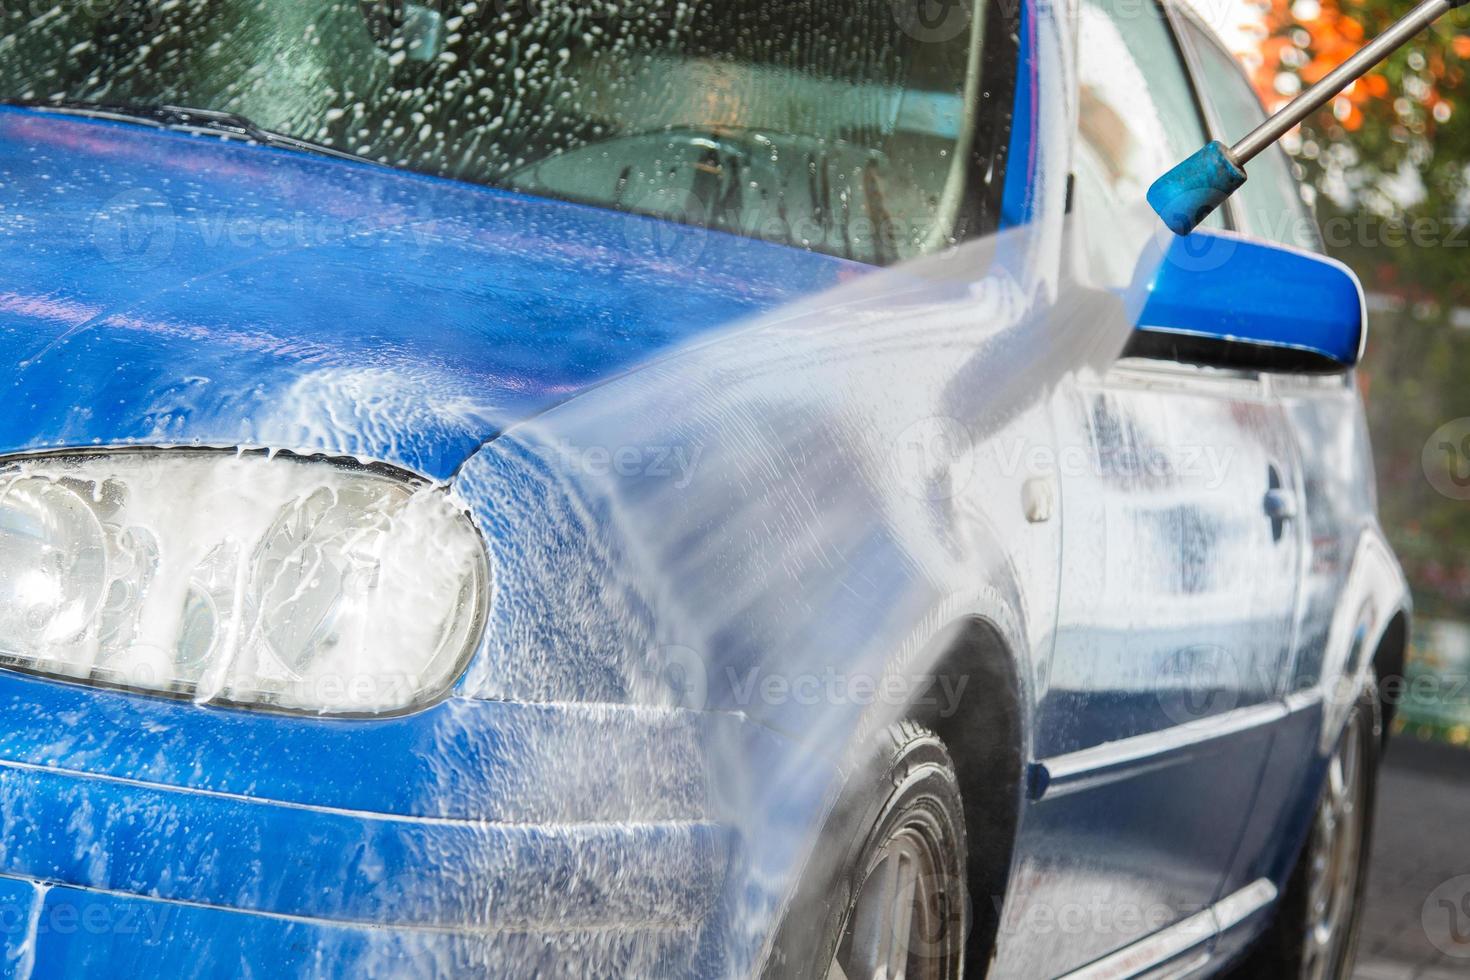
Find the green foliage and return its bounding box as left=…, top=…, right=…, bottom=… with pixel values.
left=1266, top=3, right=1470, bottom=614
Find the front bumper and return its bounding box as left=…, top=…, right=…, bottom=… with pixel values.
left=0, top=872, right=710, bottom=978
left=0, top=670, right=745, bottom=977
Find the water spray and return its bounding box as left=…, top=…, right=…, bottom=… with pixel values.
left=1149, top=0, right=1470, bottom=234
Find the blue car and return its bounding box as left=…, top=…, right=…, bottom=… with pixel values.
left=0, top=1, right=1405, bottom=977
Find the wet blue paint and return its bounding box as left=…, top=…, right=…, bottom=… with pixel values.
left=0, top=107, right=860, bottom=480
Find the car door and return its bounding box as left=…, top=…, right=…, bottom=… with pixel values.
left=993, top=2, right=1304, bottom=975
left=1167, top=5, right=1349, bottom=921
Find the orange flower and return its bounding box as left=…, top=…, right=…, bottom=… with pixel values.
left=1302, top=55, right=1342, bottom=84
left=1241, top=0, right=1451, bottom=129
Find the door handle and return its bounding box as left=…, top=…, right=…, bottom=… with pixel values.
left=1264, top=464, right=1295, bottom=541
left=1263, top=487, right=1297, bottom=522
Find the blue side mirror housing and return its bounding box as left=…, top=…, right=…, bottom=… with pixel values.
left=1129, top=229, right=1365, bottom=373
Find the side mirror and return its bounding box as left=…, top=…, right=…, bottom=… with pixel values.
left=1128, top=229, right=1365, bottom=374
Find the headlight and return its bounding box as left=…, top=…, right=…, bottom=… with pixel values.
left=0, top=451, right=488, bottom=715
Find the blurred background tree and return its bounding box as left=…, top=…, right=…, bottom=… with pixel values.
left=1249, top=0, right=1470, bottom=615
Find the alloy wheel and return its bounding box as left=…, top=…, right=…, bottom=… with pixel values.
left=1301, top=709, right=1366, bottom=980
left=828, top=816, right=954, bottom=980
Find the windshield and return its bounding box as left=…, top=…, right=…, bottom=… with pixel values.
left=0, top=0, right=1009, bottom=266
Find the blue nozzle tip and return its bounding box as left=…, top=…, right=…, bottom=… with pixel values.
left=1147, top=141, right=1247, bottom=236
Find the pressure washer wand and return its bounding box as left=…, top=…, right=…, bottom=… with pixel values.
left=1149, top=0, right=1470, bottom=234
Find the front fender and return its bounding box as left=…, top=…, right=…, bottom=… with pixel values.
left=444, top=207, right=1129, bottom=974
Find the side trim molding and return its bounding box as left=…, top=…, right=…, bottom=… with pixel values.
left=1029, top=701, right=1290, bottom=801
left=1058, top=878, right=1278, bottom=979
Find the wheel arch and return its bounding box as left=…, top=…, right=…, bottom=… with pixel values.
left=1315, top=528, right=1410, bottom=756
left=1369, top=608, right=1409, bottom=743
left=905, top=615, right=1027, bottom=965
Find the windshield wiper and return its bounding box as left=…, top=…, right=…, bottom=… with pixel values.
left=0, top=98, right=373, bottom=164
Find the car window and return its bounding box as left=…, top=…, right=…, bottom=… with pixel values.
left=1074, top=0, right=1222, bottom=288
left=0, top=0, right=1008, bottom=267
left=1175, top=16, right=1322, bottom=251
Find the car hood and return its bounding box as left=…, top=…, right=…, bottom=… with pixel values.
left=0, top=107, right=860, bottom=478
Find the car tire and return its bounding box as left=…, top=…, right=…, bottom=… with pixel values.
left=1232, top=681, right=1381, bottom=980
left=763, top=721, right=969, bottom=980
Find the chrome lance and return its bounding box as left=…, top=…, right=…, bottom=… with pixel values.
left=1149, top=0, right=1470, bottom=234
